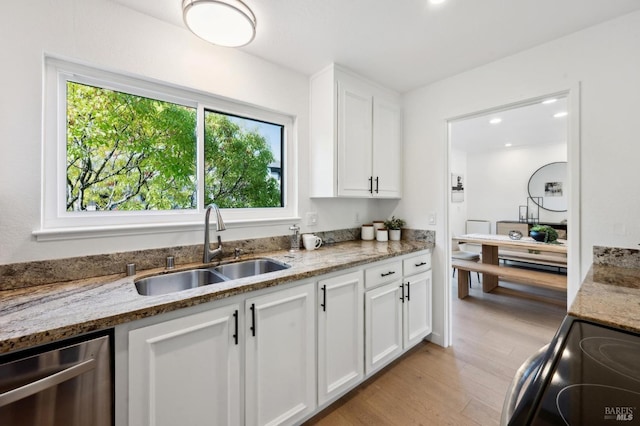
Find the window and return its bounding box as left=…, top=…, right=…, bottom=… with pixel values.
left=39, top=57, right=296, bottom=240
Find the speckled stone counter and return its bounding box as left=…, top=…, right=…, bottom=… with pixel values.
left=0, top=239, right=431, bottom=354
left=569, top=246, right=640, bottom=334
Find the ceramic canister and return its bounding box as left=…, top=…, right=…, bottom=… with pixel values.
left=376, top=228, right=389, bottom=242
left=361, top=224, right=375, bottom=240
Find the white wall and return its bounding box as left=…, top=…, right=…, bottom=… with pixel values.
left=401, top=10, right=640, bottom=346
left=466, top=144, right=567, bottom=228
left=0, top=0, right=376, bottom=263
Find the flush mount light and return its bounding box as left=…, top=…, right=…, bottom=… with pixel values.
left=542, top=98, right=558, bottom=104
left=429, top=0, right=446, bottom=4
left=183, top=0, right=257, bottom=47
left=505, top=143, right=513, bottom=147
left=489, top=118, right=502, bottom=125
left=554, top=111, right=568, bottom=118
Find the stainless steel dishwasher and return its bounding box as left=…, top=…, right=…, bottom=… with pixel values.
left=0, top=330, right=112, bottom=426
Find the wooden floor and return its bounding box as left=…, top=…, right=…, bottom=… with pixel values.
left=305, top=275, right=566, bottom=425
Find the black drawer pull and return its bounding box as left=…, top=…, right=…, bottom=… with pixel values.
left=406, top=282, right=411, bottom=301
left=400, top=284, right=405, bottom=303
left=381, top=271, right=396, bottom=277
left=415, top=261, right=427, bottom=267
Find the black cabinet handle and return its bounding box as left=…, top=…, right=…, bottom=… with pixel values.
left=406, top=282, right=411, bottom=301
left=381, top=271, right=396, bottom=277
left=233, top=309, right=239, bottom=345
left=321, top=285, right=327, bottom=312
left=375, top=176, right=379, bottom=193
left=400, top=284, right=405, bottom=303
left=250, top=303, right=256, bottom=337
left=415, top=262, right=427, bottom=267
left=368, top=176, right=373, bottom=194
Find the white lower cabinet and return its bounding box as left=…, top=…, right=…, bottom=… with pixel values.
left=403, top=270, right=432, bottom=348
left=317, top=270, right=364, bottom=405
left=245, top=282, right=316, bottom=426
left=123, top=251, right=431, bottom=426
left=128, top=303, right=241, bottom=426
left=365, top=252, right=433, bottom=376
left=364, top=279, right=404, bottom=375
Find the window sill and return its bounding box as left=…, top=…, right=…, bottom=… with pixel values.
left=33, top=217, right=301, bottom=242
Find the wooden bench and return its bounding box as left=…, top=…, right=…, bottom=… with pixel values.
left=452, top=259, right=567, bottom=299
left=498, top=249, right=567, bottom=270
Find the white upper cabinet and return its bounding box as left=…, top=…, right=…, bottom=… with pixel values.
left=310, top=64, right=402, bottom=198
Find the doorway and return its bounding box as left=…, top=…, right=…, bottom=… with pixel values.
left=445, top=92, right=578, bottom=346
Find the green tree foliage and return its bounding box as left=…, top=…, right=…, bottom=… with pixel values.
left=66, top=82, right=282, bottom=211
left=204, top=112, right=282, bottom=208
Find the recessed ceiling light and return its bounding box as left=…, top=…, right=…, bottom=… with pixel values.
left=505, top=143, right=512, bottom=147
left=489, top=118, right=502, bottom=124
left=542, top=98, right=558, bottom=105
left=554, top=111, right=568, bottom=118
left=429, top=0, right=446, bottom=4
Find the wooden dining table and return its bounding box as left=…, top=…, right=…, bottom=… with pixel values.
left=453, top=233, right=567, bottom=295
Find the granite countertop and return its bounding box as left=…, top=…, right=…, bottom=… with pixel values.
left=0, top=240, right=430, bottom=354
left=569, top=264, right=640, bottom=334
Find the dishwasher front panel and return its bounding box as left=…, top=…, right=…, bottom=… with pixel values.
left=0, top=332, right=112, bottom=426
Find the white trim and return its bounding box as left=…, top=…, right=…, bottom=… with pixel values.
left=40, top=55, right=298, bottom=237
left=32, top=216, right=302, bottom=242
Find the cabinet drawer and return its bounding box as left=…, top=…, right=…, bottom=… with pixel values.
left=403, top=253, right=431, bottom=276
left=365, top=261, right=402, bottom=289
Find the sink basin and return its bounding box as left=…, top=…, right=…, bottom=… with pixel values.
left=134, top=258, right=290, bottom=296
left=135, top=269, right=227, bottom=296
left=213, top=258, right=290, bottom=280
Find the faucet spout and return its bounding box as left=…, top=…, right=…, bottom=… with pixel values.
left=204, top=204, right=226, bottom=263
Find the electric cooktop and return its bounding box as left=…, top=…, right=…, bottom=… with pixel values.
left=510, top=316, right=640, bottom=425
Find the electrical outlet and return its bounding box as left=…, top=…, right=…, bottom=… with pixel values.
left=428, top=212, right=437, bottom=225
left=306, top=212, right=318, bottom=226
left=355, top=212, right=360, bottom=224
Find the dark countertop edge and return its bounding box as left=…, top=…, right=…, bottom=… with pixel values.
left=0, top=241, right=432, bottom=355
left=568, top=264, right=640, bottom=335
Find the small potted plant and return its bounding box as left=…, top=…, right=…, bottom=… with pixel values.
left=529, top=225, right=559, bottom=243
left=383, top=216, right=406, bottom=241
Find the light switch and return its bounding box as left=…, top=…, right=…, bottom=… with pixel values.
left=428, top=212, right=436, bottom=225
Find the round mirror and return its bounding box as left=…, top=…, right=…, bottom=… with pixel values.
left=528, top=162, right=567, bottom=212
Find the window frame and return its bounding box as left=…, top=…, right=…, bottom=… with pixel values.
left=36, top=57, right=297, bottom=241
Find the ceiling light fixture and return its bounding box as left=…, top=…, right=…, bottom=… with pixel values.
left=429, top=0, right=446, bottom=4
left=489, top=118, right=502, bottom=124
left=505, top=143, right=512, bottom=147
left=182, top=0, right=257, bottom=47
left=542, top=98, right=558, bottom=104
left=554, top=111, right=568, bottom=118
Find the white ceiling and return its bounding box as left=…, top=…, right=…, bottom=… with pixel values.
left=450, top=96, right=568, bottom=153
left=110, top=0, right=640, bottom=93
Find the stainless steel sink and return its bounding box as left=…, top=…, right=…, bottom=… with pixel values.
left=135, top=269, right=227, bottom=296
left=213, top=258, right=291, bottom=280
left=134, top=258, right=290, bottom=296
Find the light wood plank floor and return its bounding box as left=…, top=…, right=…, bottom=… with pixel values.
left=305, top=275, right=566, bottom=425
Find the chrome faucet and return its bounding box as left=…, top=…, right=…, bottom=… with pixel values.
left=203, top=204, right=226, bottom=263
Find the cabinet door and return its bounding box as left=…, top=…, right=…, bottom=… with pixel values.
left=372, top=98, right=402, bottom=198
left=403, top=270, right=432, bottom=349
left=317, top=271, right=364, bottom=405
left=128, top=304, right=241, bottom=426
left=337, top=79, right=373, bottom=197
left=245, top=282, right=316, bottom=426
left=365, top=281, right=403, bottom=375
